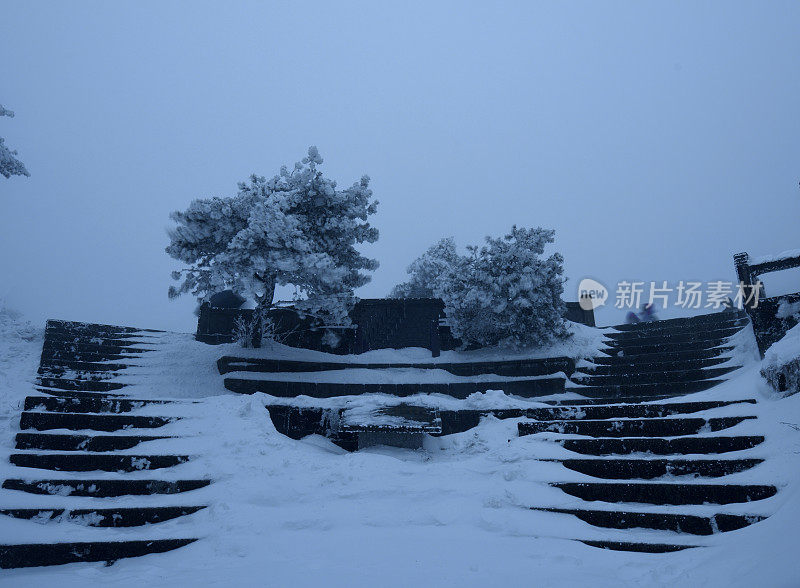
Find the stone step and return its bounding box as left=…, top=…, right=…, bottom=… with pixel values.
left=602, top=326, right=744, bottom=348
left=580, top=357, right=729, bottom=375
left=558, top=436, right=765, bottom=456
left=40, top=348, right=141, bottom=363
left=534, top=507, right=766, bottom=536
left=565, top=380, right=725, bottom=398
left=226, top=377, right=565, bottom=399
left=599, top=339, right=731, bottom=357
left=519, top=416, right=754, bottom=438
left=604, top=317, right=750, bottom=340
left=0, top=506, right=205, bottom=527
left=546, top=395, right=680, bottom=405
left=35, top=378, right=127, bottom=392
left=43, top=331, right=155, bottom=347
left=610, top=311, right=747, bottom=332
left=19, top=412, right=177, bottom=432
left=526, top=400, right=755, bottom=421
left=218, top=356, right=575, bottom=378
left=46, top=319, right=163, bottom=335
left=555, top=458, right=762, bottom=479
left=34, top=388, right=128, bottom=399
left=41, top=340, right=152, bottom=356
left=9, top=453, right=190, bottom=472
left=24, top=395, right=173, bottom=414
left=565, top=379, right=725, bottom=401
left=0, top=538, right=196, bottom=569
left=37, top=371, right=120, bottom=383
left=2, top=479, right=210, bottom=497
left=552, top=482, right=777, bottom=505
left=578, top=540, right=697, bottom=553
left=590, top=347, right=734, bottom=366
left=572, top=367, right=738, bottom=387
left=15, top=433, right=172, bottom=452
left=38, top=360, right=132, bottom=374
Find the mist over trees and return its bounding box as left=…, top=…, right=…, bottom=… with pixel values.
left=0, top=104, right=29, bottom=180
left=166, top=147, right=379, bottom=327
left=392, top=227, right=569, bottom=347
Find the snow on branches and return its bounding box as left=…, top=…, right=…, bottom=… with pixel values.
left=0, top=105, right=29, bottom=180
left=389, top=237, right=460, bottom=299
left=166, top=147, right=379, bottom=327
left=393, top=227, right=568, bottom=348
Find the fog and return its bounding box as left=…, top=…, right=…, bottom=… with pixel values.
left=2, top=1, right=799, bottom=331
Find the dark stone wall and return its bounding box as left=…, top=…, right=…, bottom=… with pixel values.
left=565, top=302, right=595, bottom=327
left=197, top=297, right=595, bottom=354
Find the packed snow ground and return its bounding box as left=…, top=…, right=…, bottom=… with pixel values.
left=0, top=308, right=799, bottom=587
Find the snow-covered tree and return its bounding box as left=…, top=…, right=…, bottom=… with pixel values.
left=441, top=226, right=568, bottom=347
left=395, top=227, right=568, bottom=348
left=0, top=105, right=29, bottom=179
left=389, top=237, right=460, bottom=298
left=166, top=147, right=379, bottom=327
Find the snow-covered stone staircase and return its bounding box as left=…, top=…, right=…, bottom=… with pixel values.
left=220, top=308, right=778, bottom=552
left=517, top=310, right=777, bottom=552
left=0, top=320, right=209, bottom=568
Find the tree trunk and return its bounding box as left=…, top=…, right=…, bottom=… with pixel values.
left=253, top=273, right=277, bottom=348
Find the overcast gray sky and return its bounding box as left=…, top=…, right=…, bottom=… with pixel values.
left=1, top=1, right=799, bottom=331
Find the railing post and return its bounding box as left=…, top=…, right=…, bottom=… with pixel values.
left=430, top=319, right=441, bottom=358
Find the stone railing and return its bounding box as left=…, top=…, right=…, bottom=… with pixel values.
left=734, top=250, right=800, bottom=356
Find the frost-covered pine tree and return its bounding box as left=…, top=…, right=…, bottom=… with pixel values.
left=166, top=147, right=379, bottom=327
left=434, top=227, right=568, bottom=348
left=0, top=105, right=29, bottom=179
left=389, top=237, right=460, bottom=298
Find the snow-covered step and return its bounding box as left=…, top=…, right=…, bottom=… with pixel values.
left=2, top=478, right=210, bottom=497
left=610, top=310, right=747, bottom=332
left=217, top=355, right=575, bottom=378
left=34, top=388, right=130, bottom=399
left=19, top=412, right=178, bottom=432
left=226, top=377, right=566, bottom=399
left=0, top=505, right=205, bottom=527
left=578, top=540, right=698, bottom=553
left=556, top=435, right=765, bottom=456
left=532, top=507, right=766, bottom=535
left=45, top=319, right=164, bottom=335
left=41, top=341, right=153, bottom=356
left=525, top=399, right=755, bottom=420
left=24, top=395, right=176, bottom=414
left=553, top=458, right=762, bottom=479
left=571, top=366, right=739, bottom=386
left=15, top=432, right=175, bottom=451
left=589, top=346, right=734, bottom=365
left=519, top=416, right=754, bottom=437
left=604, top=317, right=749, bottom=340
left=9, top=453, right=190, bottom=472
left=38, top=360, right=133, bottom=373
left=600, top=339, right=732, bottom=357
left=603, top=327, right=742, bottom=348
left=42, top=328, right=160, bottom=344
left=0, top=538, right=197, bottom=569
left=551, top=482, right=777, bottom=505
left=40, top=348, right=145, bottom=363
left=579, top=357, right=730, bottom=374
left=564, top=380, right=725, bottom=397
left=35, top=378, right=128, bottom=392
